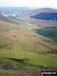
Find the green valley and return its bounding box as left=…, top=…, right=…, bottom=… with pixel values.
left=0, top=9, right=57, bottom=76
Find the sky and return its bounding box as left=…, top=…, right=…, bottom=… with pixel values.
left=0, top=0, right=57, bottom=9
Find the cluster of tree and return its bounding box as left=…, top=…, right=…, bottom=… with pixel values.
left=30, top=13, right=57, bottom=20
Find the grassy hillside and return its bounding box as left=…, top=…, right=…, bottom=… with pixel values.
left=14, top=16, right=57, bottom=27
left=0, top=14, right=57, bottom=76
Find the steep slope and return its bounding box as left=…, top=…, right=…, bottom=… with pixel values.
left=0, top=13, right=21, bottom=24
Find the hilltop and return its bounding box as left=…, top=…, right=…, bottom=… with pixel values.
left=23, top=8, right=57, bottom=16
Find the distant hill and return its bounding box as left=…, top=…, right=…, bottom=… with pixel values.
left=26, top=8, right=57, bottom=20
left=13, top=8, right=57, bottom=27
left=23, top=8, right=57, bottom=16
left=0, top=7, right=29, bottom=14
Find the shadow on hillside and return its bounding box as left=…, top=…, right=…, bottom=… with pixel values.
left=0, top=58, right=30, bottom=70
left=1, top=58, right=57, bottom=71
left=35, top=27, right=57, bottom=42
left=6, top=58, right=47, bottom=68
left=7, top=58, right=29, bottom=64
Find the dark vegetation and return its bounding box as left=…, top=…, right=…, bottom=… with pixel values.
left=35, top=27, right=57, bottom=42
left=30, top=13, right=57, bottom=20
